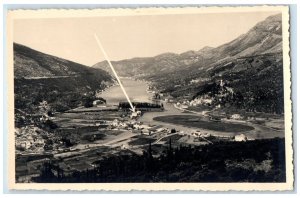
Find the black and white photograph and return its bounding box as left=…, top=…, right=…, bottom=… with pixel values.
left=6, top=6, right=293, bottom=191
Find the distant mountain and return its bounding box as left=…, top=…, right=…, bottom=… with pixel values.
left=150, top=14, right=284, bottom=114
left=93, top=51, right=206, bottom=77
left=14, top=43, right=113, bottom=114
left=93, top=14, right=284, bottom=113
left=93, top=14, right=282, bottom=78
left=210, top=14, right=282, bottom=60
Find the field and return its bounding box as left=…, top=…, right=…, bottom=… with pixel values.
left=153, top=115, right=254, bottom=132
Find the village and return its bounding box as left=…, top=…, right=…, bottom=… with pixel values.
left=14, top=77, right=286, bottom=183
left=15, top=89, right=254, bottom=155
left=15, top=96, right=257, bottom=183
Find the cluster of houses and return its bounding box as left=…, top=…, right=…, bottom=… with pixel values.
left=173, top=79, right=237, bottom=110
left=100, top=119, right=172, bottom=136
left=171, top=94, right=213, bottom=110
left=174, top=98, right=249, bottom=123
left=15, top=126, right=47, bottom=152
left=189, top=95, right=213, bottom=107
left=190, top=130, right=253, bottom=143
left=189, top=77, right=210, bottom=85
left=190, top=131, right=213, bottom=138
left=102, top=118, right=254, bottom=145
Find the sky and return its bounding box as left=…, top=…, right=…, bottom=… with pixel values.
left=13, top=11, right=279, bottom=66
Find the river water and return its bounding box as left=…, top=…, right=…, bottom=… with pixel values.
left=99, top=78, right=153, bottom=105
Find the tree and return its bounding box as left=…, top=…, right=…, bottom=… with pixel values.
left=44, top=120, right=58, bottom=130
left=83, top=97, right=94, bottom=108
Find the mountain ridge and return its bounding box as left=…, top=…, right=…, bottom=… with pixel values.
left=93, top=14, right=282, bottom=78
left=14, top=43, right=113, bottom=79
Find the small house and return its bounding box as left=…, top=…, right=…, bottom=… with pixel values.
left=234, top=134, right=247, bottom=142
left=231, top=114, right=243, bottom=120
left=93, top=100, right=104, bottom=106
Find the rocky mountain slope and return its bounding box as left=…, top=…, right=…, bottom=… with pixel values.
left=94, top=14, right=282, bottom=77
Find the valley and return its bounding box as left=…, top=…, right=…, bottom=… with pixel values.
left=15, top=78, right=284, bottom=182
left=13, top=13, right=286, bottom=183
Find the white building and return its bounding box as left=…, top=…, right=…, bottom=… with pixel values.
left=93, top=100, right=102, bottom=106
left=130, top=111, right=141, bottom=119
left=112, top=119, right=119, bottom=127
left=181, top=104, right=189, bottom=109
left=16, top=140, right=32, bottom=150
left=34, top=138, right=44, bottom=145
left=234, top=134, right=247, bottom=142
left=157, top=128, right=166, bottom=132
left=142, top=128, right=150, bottom=135
left=231, top=114, right=243, bottom=120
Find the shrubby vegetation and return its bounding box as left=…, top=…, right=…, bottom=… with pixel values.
left=34, top=138, right=285, bottom=183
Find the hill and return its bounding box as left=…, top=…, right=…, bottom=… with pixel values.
left=14, top=43, right=113, bottom=118
left=93, top=14, right=284, bottom=114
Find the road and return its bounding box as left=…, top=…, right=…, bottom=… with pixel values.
left=23, top=75, right=78, bottom=80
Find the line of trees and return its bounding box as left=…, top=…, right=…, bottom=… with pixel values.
left=119, top=102, right=163, bottom=109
